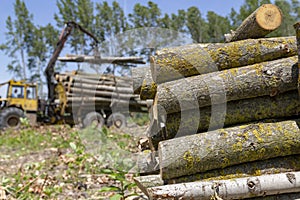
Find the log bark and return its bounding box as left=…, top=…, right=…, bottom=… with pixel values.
left=225, top=4, right=282, bottom=42
left=135, top=155, right=300, bottom=194
left=131, top=66, right=149, bottom=94
left=166, top=154, right=300, bottom=184
left=63, top=97, right=148, bottom=109
left=140, top=70, right=157, bottom=100
left=149, top=90, right=299, bottom=149
left=294, top=22, right=300, bottom=97
left=58, top=54, right=145, bottom=64
left=67, top=88, right=138, bottom=99
left=56, top=71, right=132, bottom=82
left=159, top=120, right=300, bottom=179
left=136, top=151, right=159, bottom=175
left=147, top=172, right=300, bottom=200
left=64, top=76, right=131, bottom=88
left=134, top=175, right=163, bottom=197
left=151, top=36, right=296, bottom=83
left=66, top=82, right=134, bottom=94
left=155, top=56, right=298, bottom=115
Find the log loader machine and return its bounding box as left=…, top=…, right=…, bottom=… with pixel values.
left=0, top=21, right=147, bottom=130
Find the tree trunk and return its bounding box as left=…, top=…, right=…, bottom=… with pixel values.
left=58, top=54, right=145, bottom=64
left=64, top=96, right=146, bottom=107
left=155, top=56, right=298, bottom=115
left=151, top=36, right=296, bottom=83
left=58, top=76, right=132, bottom=88
left=131, top=66, right=149, bottom=94
left=225, top=4, right=282, bottom=42
left=67, top=90, right=137, bottom=100
left=147, top=172, right=300, bottom=200
left=149, top=90, right=299, bottom=149
left=294, top=22, right=300, bottom=97
left=140, top=70, right=157, bottom=100
left=159, top=120, right=300, bottom=179
left=65, top=82, right=134, bottom=94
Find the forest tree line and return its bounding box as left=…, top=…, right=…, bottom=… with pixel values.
left=0, top=0, right=299, bottom=84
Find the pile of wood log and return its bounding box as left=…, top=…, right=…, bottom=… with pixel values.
left=132, top=4, right=300, bottom=199
left=55, top=70, right=148, bottom=113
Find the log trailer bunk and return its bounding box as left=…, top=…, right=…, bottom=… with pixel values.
left=0, top=21, right=146, bottom=130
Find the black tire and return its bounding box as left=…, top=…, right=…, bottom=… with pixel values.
left=0, top=107, right=25, bottom=129
left=107, top=113, right=126, bottom=129
left=83, top=112, right=104, bottom=129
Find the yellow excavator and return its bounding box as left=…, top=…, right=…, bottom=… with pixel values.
left=0, top=21, right=147, bottom=130
left=0, top=21, right=99, bottom=129
left=0, top=80, right=38, bottom=129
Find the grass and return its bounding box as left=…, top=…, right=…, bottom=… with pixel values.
left=0, top=124, right=145, bottom=200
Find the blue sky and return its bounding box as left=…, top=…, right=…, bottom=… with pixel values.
left=0, top=0, right=245, bottom=95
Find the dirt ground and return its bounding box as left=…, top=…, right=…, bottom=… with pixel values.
left=0, top=123, right=149, bottom=200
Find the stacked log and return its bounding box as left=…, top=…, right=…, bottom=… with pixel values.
left=54, top=71, right=148, bottom=112
left=131, top=4, right=300, bottom=199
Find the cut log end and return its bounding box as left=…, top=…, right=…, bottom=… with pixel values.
left=256, top=4, right=282, bottom=31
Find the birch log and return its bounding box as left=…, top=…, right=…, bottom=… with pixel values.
left=147, top=172, right=300, bottom=200
left=155, top=56, right=298, bottom=115
left=225, top=4, right=282, bottom=42
left=151, top=36, right=296, bottom=83
left=159, top=120, right=300, bottom=179
left=135, top=154, right=300, bottom=193
left=131, top=66, right=149, bottom=94
left=149, top=90, right=299, bottom=149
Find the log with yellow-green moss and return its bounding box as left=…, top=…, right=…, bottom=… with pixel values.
left=140, top=70, right=157, bottom=100
left=159, top=120, right=300, bottom=180
left=149, top=90, right=299, bottom=149
left=155, top=56, right=298, bottom=115
left=151, top=36, right=296, bottom=83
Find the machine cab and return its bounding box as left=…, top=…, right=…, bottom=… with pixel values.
left=6, top=80, right=38, bottom=112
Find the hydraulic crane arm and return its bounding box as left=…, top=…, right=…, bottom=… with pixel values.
left=45, top=21, right=99, bottom=103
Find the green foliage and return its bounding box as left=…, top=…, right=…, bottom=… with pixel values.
left=186, top=6, right=209, bottom=43
left=207, top=11, right=231, bottom=42
left=2, top=0, right=300, bottom=79
left=1, top=0, right=34, bottom=80
left=129, top=113, right=150, bottom=126
left=272, top=0, right=297, bottom=36
left=99, top=169, right=138, bottom=200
